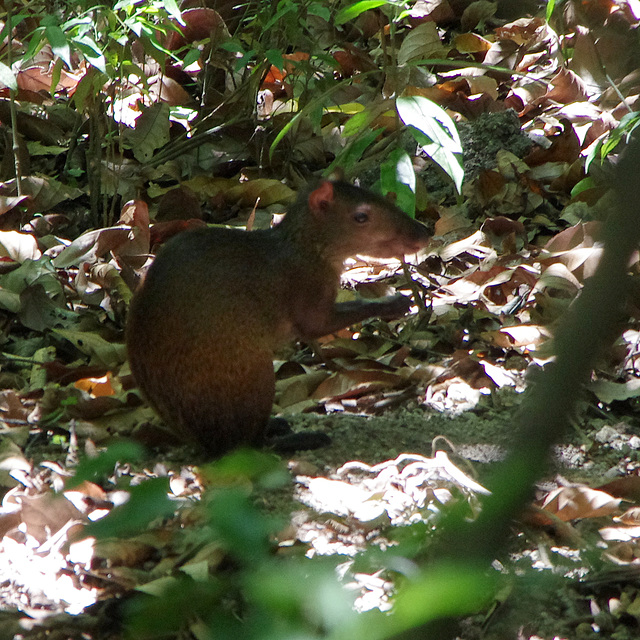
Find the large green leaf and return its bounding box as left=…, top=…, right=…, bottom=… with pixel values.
left=396, top=95, right=464, bottom=194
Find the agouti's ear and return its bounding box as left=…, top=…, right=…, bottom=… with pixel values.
left=308, top=181, right=334, bottom=214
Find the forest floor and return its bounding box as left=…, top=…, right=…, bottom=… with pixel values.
left=3, top=1, right=640, bottom=638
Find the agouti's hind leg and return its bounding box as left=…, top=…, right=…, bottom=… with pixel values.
left=177, top=351, right=276, bottom=457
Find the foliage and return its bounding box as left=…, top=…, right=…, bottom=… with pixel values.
left=90, top=449, right=367, bottom=639
left=74, top=447, right=493, bottom=640
left=0, top=0, right=465, bottom=221
left=6, top=0, right=184, bottom=77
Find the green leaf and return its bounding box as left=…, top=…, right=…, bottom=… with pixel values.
left=586, top=111, right=640, bottom=171
left=220, top=39, right=245, bottom=54
left=23, top=28, right=45, bottom=62
left=265, top=48, right=284, bottom=71
left=114, top=0, right=135, bottom=11
left=50, top=57, right=63, bottom=95
left=343, top=109, right=370, bottom=137
left=270, top=78, right=357, bottom=159
left=72, top=35, right=107, bottom=73
left=182, top=46, right=201, bottom=67
left=335, top=1, right=388, bottom=25
left=203, top=449, right=287, bottom=487
left=124, top=15, right=143, bottom=38
left=381, top=148, right=416, bottom=216
left=342, top=101, right=389, bottom=137
left=163, top=0, right=185, bottom=25
left=546, top=0, right=556, bottom=22
left=309, top=102, right=324, bottom=131
left=27, top=141, right=67, bottom=156
left=392, top=562, right=497, bottom=630
left=0, top=14, right=26, bottom=46
left=45, top=25, right=72, bottom=67
left=207, top=488, right=274, bottom=563
left=0, top=257, right=62, bottom=297
left=72, top=69, right=108, bottom=112
left=234, top=48, right=256, bottom=72
left=142, top=27, right=173, bottom=59
left=570, top=176, right=595, bottom=198
left=397, top=21, right=445, bottom=65
left=0, top=289, right=20, bottom=313
left=54, top=328, right=127, bottom=368
left=308, top=2, right=331, bottom=20
left=584, top=140, right=601, bottom=173
left=263, top=1, right=296, bottom=31
left=396, top=95, right=464, bottom=194
left=331, top=127, right=380, bottom=171
left=0, top=62, right=17, bottom=91
left=87, top=477, right=175, bottom=539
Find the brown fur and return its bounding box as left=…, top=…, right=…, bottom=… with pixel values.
left=126, top=180, right=430, bottom=457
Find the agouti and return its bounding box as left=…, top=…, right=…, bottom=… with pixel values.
left=126, top=180, right=430, bottom=457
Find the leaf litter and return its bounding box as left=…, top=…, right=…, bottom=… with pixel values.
left=2, top=2, right=640, bottom=638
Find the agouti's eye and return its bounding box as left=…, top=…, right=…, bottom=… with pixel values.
left=354, top=211, right=369, bottom=223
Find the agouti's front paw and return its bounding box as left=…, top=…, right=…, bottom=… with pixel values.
left=376, top=294, right=413, bottom=319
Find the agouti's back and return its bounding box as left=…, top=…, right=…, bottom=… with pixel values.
left=126, top=180, right=430, bottom=457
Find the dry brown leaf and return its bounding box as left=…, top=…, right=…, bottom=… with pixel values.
left=525, top=119, right=581, bottom=166
left=433, top=206, right=473, bottom=235
left=407, top=0, right=455, bottom=23
left=539, top=245, right=603, bottom=281
left=18, top=493, right=86, bottom=544
left=535, top=262, right=582, bottom=294
left=0, top=230, right=40, bottom=262
left=0, top=195, right=29, bottom=219
left=454, top=32, right=492, bottom=54
left=544, top=221, right=601, bottom=251
left=488, top=324, right=550, bottom=349
left=614, top=507, right=640, bottom=526
left=74, top=374, right=116, bottom=398
left=312, top=368, right=407, bottom=401
left=53, top=227, right=131, bottom=268
left=16, top=61, right=84, bottom=95
left=545, top=68, right=591, bottom=104
left=93, top=539, right=157, bottom=568
left=599, top=476, right=640, bottom=502
left=165, top=7, right=228, bottom=48
left=495, top=17, right=547, bottom=45
left=570, top=24, right=606, bottom=90
left=541, top=486, right=622, bottom=521
left=148, top=74, right=193, bottom=106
